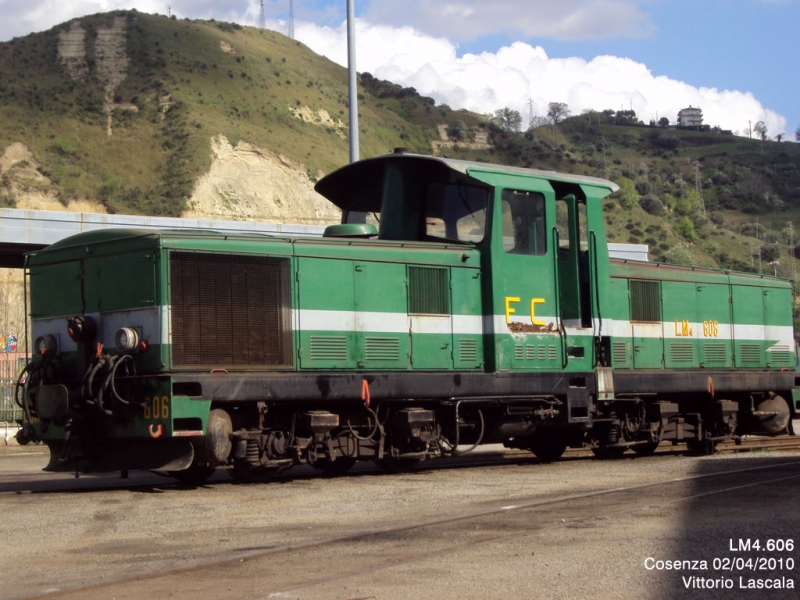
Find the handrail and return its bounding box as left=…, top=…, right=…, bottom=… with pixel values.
left=589, top=229, right=602, bottom=367
left=552, top=227, right=567, bottom=368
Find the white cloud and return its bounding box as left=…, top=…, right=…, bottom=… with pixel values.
left=362, top=0, right=655, bottom=41
left=294, top=19, right=787, bottom=135
left=0, top=1, right=258, bottom=41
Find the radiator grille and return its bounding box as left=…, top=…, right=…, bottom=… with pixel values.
left=408, top=266, right=449, bottom=315
left=630, top=279, right=661, bottom=322
left=170, top=252, right=292, bottom=368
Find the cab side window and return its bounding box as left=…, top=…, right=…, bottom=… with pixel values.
left=501, top=190, right=546, bottom=255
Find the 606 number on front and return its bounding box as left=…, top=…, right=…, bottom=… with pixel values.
left=143, top=395, right=170, bottom=420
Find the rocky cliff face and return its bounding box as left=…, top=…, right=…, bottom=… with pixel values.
left=184, top=135, right=340, bottom=225
left=1, top=135, right=340, bottom=225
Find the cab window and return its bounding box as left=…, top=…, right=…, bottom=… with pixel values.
left=424, top=183, right=489, bottom=243
left=501, top=190, right=546, bottom=255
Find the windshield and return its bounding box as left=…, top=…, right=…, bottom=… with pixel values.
left=344, top=182, right=489, bottom=244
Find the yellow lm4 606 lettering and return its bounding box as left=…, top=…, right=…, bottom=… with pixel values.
left=702, top=320, right=719, bottom=337
left=674, top=320, right=693, bottom=337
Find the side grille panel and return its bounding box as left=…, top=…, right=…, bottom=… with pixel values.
left=408, top=266, right=449, bottom=315
left=171, top=252, right=293, bottom=368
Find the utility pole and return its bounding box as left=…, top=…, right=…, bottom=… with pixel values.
left=288, top=0, right=294, bottom=39
left=788, top=221, right=796, bottom=282
left=258, top=1, right=265, bottom=29
left=695, top=162, right=705, bottom=215
left=601, top=137, right=607, bottom=178
left=527, top=99, right=535, bottom=129
left=347, top=0, right=359, bottom=163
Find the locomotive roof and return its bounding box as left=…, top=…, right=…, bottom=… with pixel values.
left=315, top=151, right=619, bottom=212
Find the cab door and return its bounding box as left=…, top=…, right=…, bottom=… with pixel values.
left=475, top=171, right=562, bottom=372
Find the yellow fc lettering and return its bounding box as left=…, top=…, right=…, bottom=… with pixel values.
left=530, top=298, right=546, bottom=326
left=505, top=296, right=520, bottom=324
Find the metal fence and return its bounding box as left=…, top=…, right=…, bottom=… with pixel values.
left=0, top=353, right=28, bottom=424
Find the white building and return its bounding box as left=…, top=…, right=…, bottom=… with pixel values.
left=677, top=106, right=703, bottom=128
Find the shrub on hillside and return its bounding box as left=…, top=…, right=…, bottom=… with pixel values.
left=639, top=194, right=664, bottom=216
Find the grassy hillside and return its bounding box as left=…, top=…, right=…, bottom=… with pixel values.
left=0, top=11, right=448, bottom=216
left=1, top=10, right=799, bottom=280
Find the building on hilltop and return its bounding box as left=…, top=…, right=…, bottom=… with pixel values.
left=677, top=106, right=703, bottom=128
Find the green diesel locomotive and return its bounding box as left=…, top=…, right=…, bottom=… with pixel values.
left=18, top=151, right=798, bottom=482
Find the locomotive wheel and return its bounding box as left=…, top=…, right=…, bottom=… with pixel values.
left=754, top=394, right=791, bottom=435
left=527, top=431, right=567, bottom=462
left=591, top=446, right=626, bottom=459
left=632, top=441, right=660, bottom=456
left=170, top=464, right=216, bottom=486
left=315, top=457, right=357, bottom=477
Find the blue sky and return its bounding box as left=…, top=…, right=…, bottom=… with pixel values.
left=0, top=0, right=797, bottom=138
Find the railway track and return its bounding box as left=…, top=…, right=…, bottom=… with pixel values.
left=12, top=456, right=800, bottom=600
left=1, top=434, right=798, bottom=496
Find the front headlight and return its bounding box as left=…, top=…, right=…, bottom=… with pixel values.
left=115, top=327, right=141, bottom=353
left=34, top=334, right=58, bottom=357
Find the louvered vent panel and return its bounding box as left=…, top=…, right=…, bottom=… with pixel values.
left=704, top=343, right=727, bottom=363
left=770, top=352, right=792, bottom=364
left=514, top=345, right=525, bottom=361
left=171, top=253, right=292, bottom=367
left=548, top=345, right=558, bottom=361
left=768, top=345, right=792, bottom=365
left=740, top=344, right=762, bottom=363
left=526, top=346, right=537, bottom=360
left=669, top=343, right=694, bottom=363
left=310, top=336, right=348, bottom=361
left=538, top=346, right=547, bottom=361
left=459, top=339, right=478, bottom=362
left=408, top=266, right=449, bottom=315
left=612, top=342, right=628, bottom=365
left=365, top=337, right=400, bottom=361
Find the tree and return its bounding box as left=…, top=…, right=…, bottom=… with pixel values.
left=761, top=243, right=781, bottom=263
left=491, top=108, right=523, bottom=132
left=613, top=177, right=640, bottom=209
left=795, top=124, right=800, bottom=142
left=528, top=115, right=550, bottom=130
left=547, top=102, right=570, bottom=125
left=658, top=117, right=670, bottom=128
left=753, top=121, right=768, bottom=141
left=446, top=120, right=469, bottom=141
